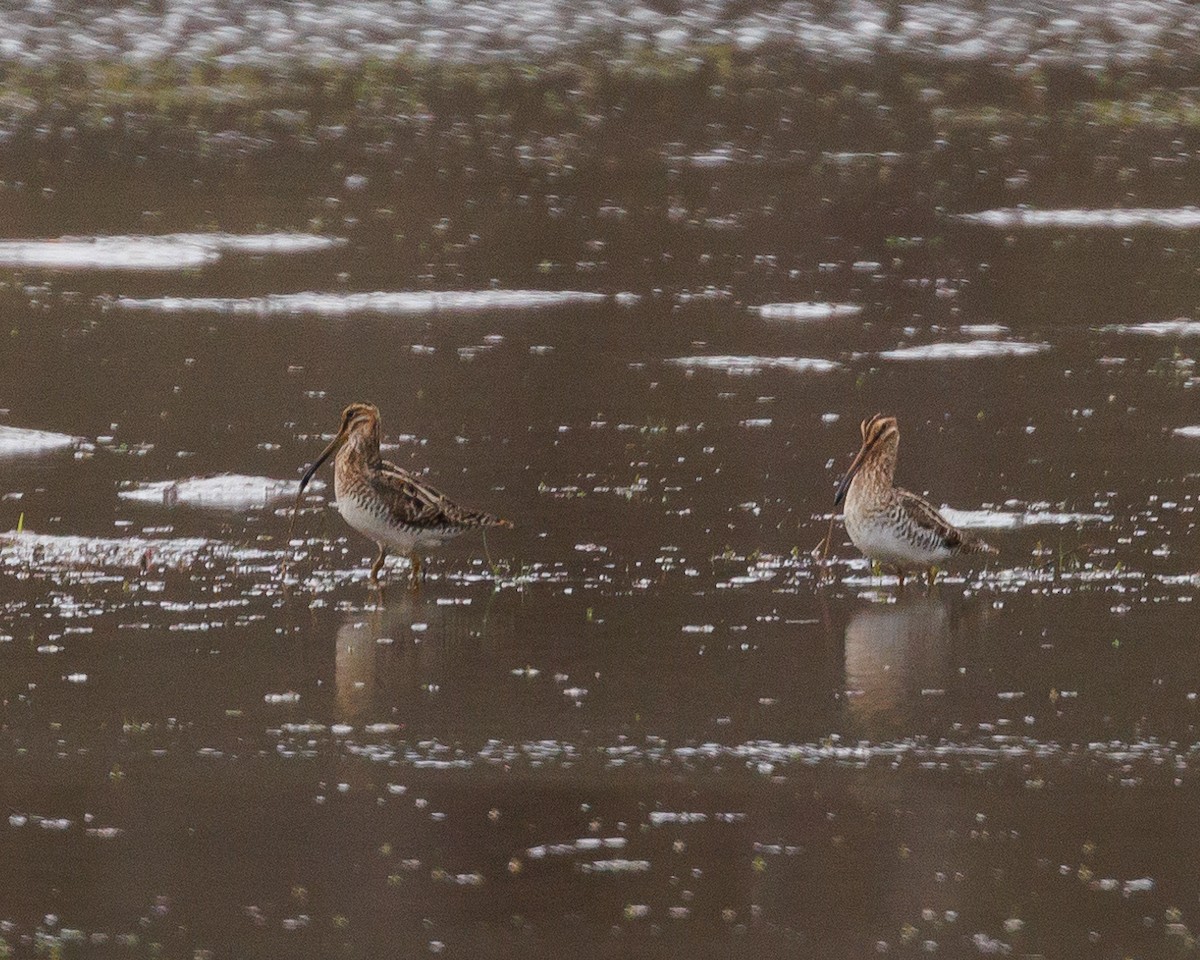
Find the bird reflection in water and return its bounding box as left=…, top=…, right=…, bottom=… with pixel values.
left=334, top=589, right=507, bottom=723
left=841, top=594, right=988, bottom=733
left=334, top=591, right=437, bottom=722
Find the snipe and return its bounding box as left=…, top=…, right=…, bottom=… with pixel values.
left=834, top=414, right=996, bottom=586
left=292, top=403, right=511, bottom=586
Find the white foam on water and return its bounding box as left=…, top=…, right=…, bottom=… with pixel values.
left=880, top=340, right=1050, bottom=360
left=0, top=530, right=275, bottom=569
left=118, top=474, right=324, bottom=511
left=665, top=355, right=843, bottom=375
left=114, top=290, right=610, bottom=316
left=1101, top=320, right=1200, bottom=337
left=1174, top=426, right=1200, bottom=438
left=822, top=151, right=905, bottom=166
left=579, top=860, right=651, bottom=873
left=1, top=530, right=211, bottom=568
left=956, top=207, right=1200, bottom=230
left=0, top=233, right=343, bottom=271
left=940, top=507, right=1114, bottom=530
left=273, top=732, right=1200, bottom=777
left=0, top=425, right=88, bottom=460
left=181, top=233, right=346, bottom=256
left=0, top=237, right=216, bottom=271
left=670, top=148, right=736, bottom=168
left=959, top=324, right=1010, bottom=336
left=753, top=302, right=863, bottom=321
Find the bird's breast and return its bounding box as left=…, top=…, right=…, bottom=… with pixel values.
left=846, top=508, right=954, bottom=567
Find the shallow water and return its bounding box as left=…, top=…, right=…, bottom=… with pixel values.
left=5, top=51, right=1200, bottom=960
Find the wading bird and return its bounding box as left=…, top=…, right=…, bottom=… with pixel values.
left=292, top=403, right=511, bottom=587
left=834, top=414, right=996, bottom=587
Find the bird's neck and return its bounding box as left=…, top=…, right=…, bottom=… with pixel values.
left=341, top=426, right=381, bottom=465
left=856, top=445, right=897, bottom=493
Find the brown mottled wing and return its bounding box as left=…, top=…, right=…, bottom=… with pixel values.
left=896, top=488, right=967, bottom=551
left=896, top=489, right=998, bottom=556
left=369, top=460, right=508, bottom=528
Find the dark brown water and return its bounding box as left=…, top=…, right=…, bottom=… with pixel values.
left=4, top=76, right=1200, bottom=959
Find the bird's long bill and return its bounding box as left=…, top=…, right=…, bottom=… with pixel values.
left=287, top=428, right=348, bottom=542
left=834, top=442, right=869, bottom=506
left=299, top=429, right=347, bottom=495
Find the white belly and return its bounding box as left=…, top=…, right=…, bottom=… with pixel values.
left=844, top=513, right=953, bottom=568
left=336, top=493, right=462, bottom=553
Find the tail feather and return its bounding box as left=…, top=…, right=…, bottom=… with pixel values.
left=456, top=508, right=512, bottom=529
left=962, top=535, right=998, bottom=556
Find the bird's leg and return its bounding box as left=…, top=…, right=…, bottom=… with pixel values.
left=408, top=551, right=422, bottom=590
left=926, top=565, right=938, bottom=588
left=871, top=559, right=882, bottom=581
left=370, top=545, right=388, bottom=584
left=897, top=568, right=906, bottom=590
